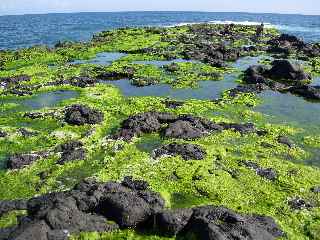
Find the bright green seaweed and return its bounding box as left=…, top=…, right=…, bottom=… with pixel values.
left=0, top=24, right=320, bottom=240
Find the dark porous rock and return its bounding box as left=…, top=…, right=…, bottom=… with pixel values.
left=228, top=83, right=270, bottom=98
left=131, top=77, right=160, bottom=87
left=289, top=85, right=320, bottom=100
left=288, top=197, right=315, bottom=210
left=153, top=208, right=193, bottom=237
left=244, top=65, right=269, bottom=84
left=113, top=112, right=177, bottom=141
left=277, top=136, right=295, bottom=148
left=97, top=67, right=135, bottom=80
left=163, top=115, right=223, bottom=139
left=121, top=176, right=149, bottom=191
left=0, top=130, right=7, bottom=138
left=0, top=177, right=166, bottom=239
left=0, top=75, right=31, bottom=89
left=220, top=122, right=256, bottom=134
left=48, top=76, right=97, bottom=88
left=7, top=153, right=42, bottom=169
left=0, top=199, right=28, bottom=217
left=242, top=161, right=277, bottom=181
left=268, top=60, right=311, bottom=81
left=55, top=141, right=86, bottom=165
left=152, top=143, right=206, bottom=160
left=114, top=112, right=257, bottom=141
left=64, top=104, right=104, bottom=125
left=96, top=181, right=165, bottom=228
left=0, top=177, right=285, bottom=239
left=183, top=205, right=284, bottom=240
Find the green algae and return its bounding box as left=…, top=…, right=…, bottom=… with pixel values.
left=0, top=24, right=320, bottom=240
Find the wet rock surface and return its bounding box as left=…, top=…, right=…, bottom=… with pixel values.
left=114, top=112, right=258, bottom=141
left=152, top=143, right=206, bottom=160
left=243, top=60, right=310, bottom=86
left=289, top=85, right=320, bottom=100
left=0, top=178, right=284, bottom=240
left=55, top=141, right=86, bottom=165
left=268, top=60, right=311, bottom=81
left=242, top=161, right=277, bottom=181
left=64, top=104, right=104, bottom=125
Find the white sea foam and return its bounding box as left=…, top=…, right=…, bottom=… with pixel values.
left=164, top=20, right=275, bottom=28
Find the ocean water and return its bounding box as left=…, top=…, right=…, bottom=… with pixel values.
left=0, top=11, right=319, bottom=50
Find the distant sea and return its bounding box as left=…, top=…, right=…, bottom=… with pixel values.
left=0, top=11, right=319, bottom=50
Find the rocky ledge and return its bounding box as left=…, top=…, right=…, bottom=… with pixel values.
left=0, top=177, right=284, bottom=240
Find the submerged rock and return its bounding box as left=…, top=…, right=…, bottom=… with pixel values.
left=55, top=141, right=86, bottom=164
left=289, top=85, right=320, bottom=100
left=64, top=104, right=104, bottom=125
left=152, top=143, right=206, bottom=160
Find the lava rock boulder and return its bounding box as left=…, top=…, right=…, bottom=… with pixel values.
left=64, top=104, right=104, bottom=125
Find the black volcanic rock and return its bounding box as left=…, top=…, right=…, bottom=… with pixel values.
left=152, top=143, right=206, bottom=160
left=64, top=104, right=104, bottom=125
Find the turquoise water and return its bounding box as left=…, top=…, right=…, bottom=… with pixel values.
left=0, top=90, right=79, bottom=114
left=70, top=52, right=127, bottom=65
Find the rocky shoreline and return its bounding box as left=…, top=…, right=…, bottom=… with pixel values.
left=0, top=23, right=320, bottom=239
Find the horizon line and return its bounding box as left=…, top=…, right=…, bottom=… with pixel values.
left=0, top=10, right=319, bottom=18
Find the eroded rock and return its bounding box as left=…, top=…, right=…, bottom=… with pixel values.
left=64, top=104, right=104, bottom=125
left=152, top=143, right=206, bottom=160
left=182, top=205, right=284, bottom=240
left=7, top=153, right=43, bottom=170
left=55, top=141, right=86, bottom=164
